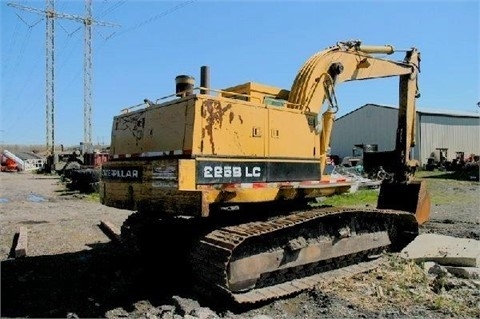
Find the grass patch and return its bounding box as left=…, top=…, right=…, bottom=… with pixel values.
left=318, top=189, right=379, bottom=208
left=85, top=192, right=100, bottom=202
left=414, top=170, right=479, bottom=205
left=429, top=295, right=473, bottom=316
left=317, top=254, right=480, bottom=318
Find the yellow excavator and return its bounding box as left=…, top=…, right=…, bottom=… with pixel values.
left=99, top=40, right=430, bottom=304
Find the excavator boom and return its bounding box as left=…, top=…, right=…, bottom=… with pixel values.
left=289, top=41, right=418, bottom=111
left=286, top=40, right=428, bottom=223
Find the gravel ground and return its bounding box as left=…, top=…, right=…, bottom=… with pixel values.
left=1, top=170, right=479, bottom=318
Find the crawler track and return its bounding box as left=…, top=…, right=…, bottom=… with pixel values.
left=191, top=207, right=418, bottom=304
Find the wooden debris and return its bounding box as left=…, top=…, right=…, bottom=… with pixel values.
left=376, top=285, right=384, bottom=299
left=14, top=226, right=28, bottom=258
left=98, top=220, right=121, bottom=243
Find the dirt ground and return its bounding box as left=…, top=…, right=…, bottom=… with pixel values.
left=1, top=171, right=479, bottom=318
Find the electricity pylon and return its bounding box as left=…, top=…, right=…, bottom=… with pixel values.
left=7, top=0, right=119, bottom=154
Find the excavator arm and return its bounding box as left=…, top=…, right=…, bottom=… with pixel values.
left=289, top=41, right=419, bottom=110
left=287, top=40, right=429, bottom=224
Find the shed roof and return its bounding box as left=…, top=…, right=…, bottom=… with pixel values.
left=14, top=151, right=44, bottom=160
left=336, top=103, right=480, bottom=120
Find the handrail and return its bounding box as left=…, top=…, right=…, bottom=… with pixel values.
left=153, top=86, right=264, bottom=104
left=120, top=102, right=147, bottom=114
left=120, top=86, right=308, bottom=114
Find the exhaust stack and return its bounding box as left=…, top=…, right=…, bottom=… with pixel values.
left=200, top=65, right=210, bottom=95
left=175, top=75, right=195, bottom=97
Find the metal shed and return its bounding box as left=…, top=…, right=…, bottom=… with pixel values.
left=330, top=104, right=480, bottom=166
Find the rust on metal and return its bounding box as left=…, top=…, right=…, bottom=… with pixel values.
left=377, top=180, right=431, bottom=225
left=116, top=111, right=146, bottom=142
left=191, top=207, right=418, bottom=304
left=201, top=99, right=232, bottom=154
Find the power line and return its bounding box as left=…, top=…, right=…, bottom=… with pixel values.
left=4, top=0, right=195, bottom=146
left=2, top=14, right=43, bottom=109
left=57, top=25, right=82, bottom=71
left=98, top=0, right=127, bottom=18
left=108, top=0, right=196, bottom=40
left=94, top=0, right=196, bottom=56
left=7, top=0, right=120, bottom=154
left=2, top=9, right=80, bottom=124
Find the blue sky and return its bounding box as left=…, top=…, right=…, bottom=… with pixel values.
left=1, top=0, right=479, bottom=146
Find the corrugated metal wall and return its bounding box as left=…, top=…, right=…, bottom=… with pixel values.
left=330, top=105, right=397, bottom=159
left=419, top=114, right=480, bottom=163
left=331, top=104, right=480, bottom=166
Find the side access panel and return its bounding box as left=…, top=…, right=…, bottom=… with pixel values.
left=110, top=97, right=196, bottom=157
left=100, top=159, right=204, bottom=216
left=268, top=107, right=319, bottom=159
left=199, top=97, right=266, bottom=157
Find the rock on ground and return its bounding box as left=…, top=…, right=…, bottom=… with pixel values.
left=401, top=233, right=480, bottom=267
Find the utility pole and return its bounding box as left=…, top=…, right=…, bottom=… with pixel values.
left=7, top=0, right=118, bottom=155
left=46, top=0, right=54, bottom=156
left=84, top=0, right=93, bottom=148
